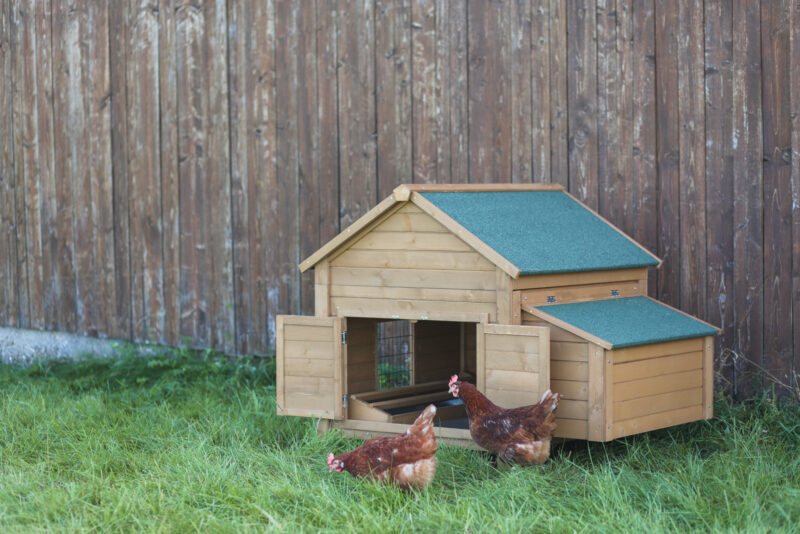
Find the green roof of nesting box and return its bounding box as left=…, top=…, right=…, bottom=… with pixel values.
left=531, top=296, right=720, bottom=349
left=299, top=184, right=661, bottom=277
left=419, top=190, right=660, bottom=275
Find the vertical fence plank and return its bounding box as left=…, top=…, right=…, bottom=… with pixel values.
left=791, top=0, right=800, bottom=393
left=127, top=0, right=165, bottom=342
left=616, top=0, right=634, bottom=234
left=567, top=0, right=597, bottom=207
left=549, top=0, right=568, bottom=186
left=654, top=0, right=679, bottom=307
left=411, top=0, right=437, bottom=183
left=510, top=0, right=532, bottom=183
left=677, top=0, right=706, bottom=318
left=275, top=1, right=300, bottom=317
left=338, top=0, right=376, bottom=223
left=298, top=2, right=320, bottom=315
left=468, top=0, right=511, bottom=183
left=159, top=0, right=180, bottom=347
left=632, top=0, right=658, bottom=297
left=376, top=0, right=411, bottom=195
left=1, top=0, right=18, bottom=326
left=51, top=0, right=79, bottom=332
left=596, top=0, right=620, bottom=221
left=704, top=0, right=734, bottom=392
left=732, top=0, right=763, bottom=399
left=761, top=0, right=793, bottom=393
left=228, top=0, right=275, bottom=354
left=448, top=0, right=468, bottom=183
left=434, top=0, right=452, bottom=183
left=530, top=0, right=550, bottom=182
left=109, top=0, right=132, bottom=340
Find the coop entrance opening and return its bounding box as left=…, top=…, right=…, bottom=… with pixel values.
left=345, top=318, right=475, bottom=426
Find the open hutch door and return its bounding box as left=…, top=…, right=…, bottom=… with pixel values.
left=275, top=315, right=345, bottom=419
left=476, top=324, right=550, bottom=408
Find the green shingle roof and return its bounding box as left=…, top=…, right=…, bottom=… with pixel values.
left=420, top=190, right=659, bottom=275
left=535, top=297, right=719, bottom=348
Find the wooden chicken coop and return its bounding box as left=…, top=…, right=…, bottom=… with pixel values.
left=275, top=183, right=719, bottom=447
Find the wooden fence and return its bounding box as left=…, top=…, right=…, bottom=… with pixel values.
left=0, top=0, right=798, bottom=398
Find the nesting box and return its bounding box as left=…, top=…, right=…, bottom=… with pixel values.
left=276, top=183, right=719, bottom=447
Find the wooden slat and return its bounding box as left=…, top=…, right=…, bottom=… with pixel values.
left=612, top=337, right=703, bottom=363
left=485, top=388, right=544, bottom=409
left=678, top=0, right=707, bottom=318
left=550, top=379, right=588, bottom=401
left=330, top=266, right=496, bottom=290
left=376, top=0, right=411, bottom=197
left=332, top=249, right=494, bottom=271
left=337, top=0, right=376, bottom=230
left=612, top=404, right=703, bottom=439
left=512, top=268, right=648, bottom=290
left=468, top=0, right=510, bottom=183
left=702, top=336, right=714, bottom=418
left=614, top=351, right=703, bottom=383
left=761, top=0, right=793, bottom=396
left=596, top=0, right=621, bottom=223
left=551, top=361, right=588, bottom=381
left=548, top=0, right=568, bottom=186
left=614, top=0, right=634, bottom=240
left=285, top=358, right=336, bottom=379
left=520, top=279, right=643, bottom=306
left=350, top=231, right=473, bottom=252
left=485, top=333, right=541, bottom=353
left=557, top=399, right=587, bottom=420
left=614, top=387, right=702, bottom=422
left=0, top=0, right=16, bottom=326
left=331, top=297, right=495, bottom=320
left=447, top=1, right=469, bottom=184
left=553, top=418, right=587, bottom=440
left=522, top=304, right=613, bottom=349
left=284, top=324, right=338, bottom=342
left=567, top=0, right=598, bottom=208
left=732, top=0, right=763, bottom=399
left=792, top=0, right=800, bottom=398
left=485, top=369, right=541, bottom=391
left=530, top=0, right=551, bottom=182
left=485, top=350, right=541, bottom=373
left=331, top=284, right=495, bottom=304
left=614, top=369, right=703, bottom=402
left=587, top=344, right=605, bottom=440
left=703, top=0, right=734, bottom=390
left=411, top=0, right=437, bottom=183
left=510, top=0, right=532, bottom=182
left=551, top=341, right=589, bottom=362
left=496, top=269, right=512, bottom=324
left=317, top=0, right=339, bottom=252
left=128, top=0, right=164, bottom=342
left=654, top=0, right=680, bottom=307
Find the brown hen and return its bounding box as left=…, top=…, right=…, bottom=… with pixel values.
left=448, top=375, right=559, bottom=465
left=327, top=404, right=438, bottom=491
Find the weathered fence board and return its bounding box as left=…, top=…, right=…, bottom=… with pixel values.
left=1, top=0, right=798, bottom=399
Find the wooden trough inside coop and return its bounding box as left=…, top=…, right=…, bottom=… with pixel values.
left=275, top=183, right=720, bottom=447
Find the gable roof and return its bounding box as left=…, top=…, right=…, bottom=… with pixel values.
left=300, top=183, right=661, bottom=277
left=526, top=296, right=720, bottom=349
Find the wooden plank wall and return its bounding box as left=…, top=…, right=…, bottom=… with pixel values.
left=1, top=0, right=799, bottom=399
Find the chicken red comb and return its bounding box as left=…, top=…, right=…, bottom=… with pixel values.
left=327, top=453, right=334, bottom=466
left=449, top=374, right=459, bottom=387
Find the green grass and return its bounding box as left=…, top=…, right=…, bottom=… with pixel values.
left=1, top=348, right=799, bottom=533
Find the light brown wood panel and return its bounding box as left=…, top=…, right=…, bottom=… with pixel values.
left=551, top=341, right=589, bottom=361
left=557, top=399, right=588, bottom=420
left=485, top=369, right=542, bottom=391
left=553, top=418, right=588, bottom=439
left=550, top=379, right=589, bottom=400
left=284, top=324, right=338, bottom=342
left=614, top=369, right=702, bottom=402
left=332, top=249, right=494, bottom=271
left=350, top=231, right=473, bottom=252
left=614, top=387, right=702, bottom=421
left=587, top=343, right=605, bottom=441
left=485, top=350, right=541, bottom=373
left=551, top=361, right=588, bottom=381
left=485, top=334, right=542, bottom=353
left=373, top=211, right=450, bottom=233
left=331, top=297, right=495, bottom=319
left=520, top=280, right=643, bottom=306
left=485, top=388, right=543, bottom=409
left=330, top=285, right=495, bottom=303
left=330, top=267, right=497, bottom=290
left=522, top=318, right=588, bottom=343
left=613, top=404, right=703, bottom=439
left=512, top=268, right=648, bottom=290
left=284, top=340, right=336, bottom=359
left=614, top=351, right=703, bottom=383
left=612, top=337, right=704, bottom=363
left=285, top=358, right=336, bottom=378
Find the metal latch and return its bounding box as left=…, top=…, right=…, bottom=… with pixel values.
left=546, top=296, right=557, bottom=304
left=342, top=394, right=348, bottom=408
left=341, top=331, right=347, bottom=344
left=611, top=289, right=620, bottom=297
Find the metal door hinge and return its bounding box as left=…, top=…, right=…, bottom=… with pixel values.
left=341, top=330, right=347, bottom=344
left=342, top=394, right=348, bottom=408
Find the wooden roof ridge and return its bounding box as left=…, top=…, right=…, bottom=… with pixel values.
left=299, top=185, right=520, bottom=276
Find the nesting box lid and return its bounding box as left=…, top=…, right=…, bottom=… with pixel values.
left=527, top=296, right=720, bottom=349
left=300, top=183, right=661, bottom=278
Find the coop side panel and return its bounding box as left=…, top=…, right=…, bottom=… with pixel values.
left=610, top=337, right=706, bottom=439
left=328, top=204, right=497, bottom=320
left=478, top=324, right=550, bottom=410
left=276, top=315, right=342, bottom=419
left=523, top=313, right=590, bottom=439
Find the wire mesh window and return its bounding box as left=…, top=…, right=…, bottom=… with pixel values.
left=377, top=320, right=412, bottom=390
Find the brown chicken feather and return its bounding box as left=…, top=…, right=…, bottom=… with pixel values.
left=448, top=375, right=559, bottom=465
left=328, top=404, right=438, bottom=491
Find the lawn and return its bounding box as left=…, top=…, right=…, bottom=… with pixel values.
left=1, top=348, right=798, bottom=533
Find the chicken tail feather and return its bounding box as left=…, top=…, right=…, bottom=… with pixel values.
left=407, top=404, right=437, bottom=437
